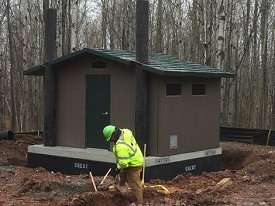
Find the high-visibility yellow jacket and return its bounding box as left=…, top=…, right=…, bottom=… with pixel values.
left=113, top=129, right=144, bottom=169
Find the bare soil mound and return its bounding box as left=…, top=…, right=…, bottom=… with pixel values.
left=0, top=134, right=42, bottom=166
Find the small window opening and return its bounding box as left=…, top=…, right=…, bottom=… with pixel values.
left=92, top=61, right=106, bottom=68
left=166, top=83, right=182, bottom=96
left=192, top=84, right=206, bottom=95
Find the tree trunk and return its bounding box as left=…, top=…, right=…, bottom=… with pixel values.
left=155, top=0, right=162, bottom=53
left=252, top=0, right=259, bottom=128
left=6, top=0, right=16, bottom=131
left=56, top=0, right=63, bottom=56
left=71, top=0, right=78, bottom=51
left=0, top=53, right=3, bottom=130
left=243, top=0, right=251, bottom=127
left=190, top=0, right=199, bottom=61
left=205, top=0, right=214, bottom=66
left=109, top=0, right=116, bottom=49
left=216, top=0, right=225, bottom=69
left=101, top=0, right=108, bottom=49
left=67, top=0, right=71, bottom=53
left=272, top=22, right=275, bottom=129
left=232, top=3, right=239, bottom=126
left=62, top=0, right=68, bottom=55
left=221, top=0, right=234, bottom=126
left=259, top=0, right=269, bottom=128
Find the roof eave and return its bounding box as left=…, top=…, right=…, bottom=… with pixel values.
left=23, top=48, right=132, bottom=76
left=23, top=65, right=46, bottom=76
left=142, top=65, right=235, bottom=78
left=49, top=48, right=132, bottom=66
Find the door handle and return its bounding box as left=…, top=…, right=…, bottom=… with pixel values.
left=101, top=112, right=109, bottom=116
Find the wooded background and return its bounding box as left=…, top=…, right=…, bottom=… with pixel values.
left=0, top=0, right=275, bottom=132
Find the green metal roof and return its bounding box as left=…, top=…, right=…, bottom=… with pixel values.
left=23, top=48, right=234, bottom=78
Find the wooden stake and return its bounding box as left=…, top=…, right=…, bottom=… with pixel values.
left=98, top=168, right=112, bottom=186
left=89, top=171, right=97, bottom=192
left=141, top=144, right=147, bottom=185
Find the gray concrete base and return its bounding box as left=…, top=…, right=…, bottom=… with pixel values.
left=28, top=145, right=222, bottom=180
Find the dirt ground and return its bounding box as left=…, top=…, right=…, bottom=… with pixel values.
left=1, top=135, right=275, bottom=206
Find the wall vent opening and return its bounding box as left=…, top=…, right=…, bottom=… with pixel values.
left=166, top=83, right=182, bottom=96
left=92, top=61, right=106, bottom=68
left=170, top=134, right=178, bottom=149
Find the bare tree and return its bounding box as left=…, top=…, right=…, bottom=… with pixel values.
left=216, top=0, right=226, bottom=69
left=0, top=0, right=275, bottom=131
left=271, top=21, right=275, bottom=129
left=155, top=0, right=162, bottom=53
left=259, top=0, right=269, bottom=128
left=6, top=0, right=16, bottom=131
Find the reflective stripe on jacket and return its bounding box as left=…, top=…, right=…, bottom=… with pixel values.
left=113, top=129, right=144, bottom=169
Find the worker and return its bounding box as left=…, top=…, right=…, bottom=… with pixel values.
left=103, top=125, right=144, bottom=205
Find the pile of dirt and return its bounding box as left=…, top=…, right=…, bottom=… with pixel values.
left=0, top=134, right=43, bottom=166
left=63, top=144, right=275, bottom=206
left=1, top=136, right=275, bottom=206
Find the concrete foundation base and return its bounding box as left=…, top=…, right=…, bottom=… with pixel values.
left=28, top=145, right=222, bottom=180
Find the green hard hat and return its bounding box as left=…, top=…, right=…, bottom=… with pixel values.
left=103, top=125, right=116, bottom=141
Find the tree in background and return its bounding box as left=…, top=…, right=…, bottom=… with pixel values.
left=0, top=0, right=275, bottom=131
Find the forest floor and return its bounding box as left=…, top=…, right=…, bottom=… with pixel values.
left=0, top=134, right=275, bottom=206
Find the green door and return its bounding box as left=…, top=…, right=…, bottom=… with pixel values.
left=86, top=75, right=110, bottom=149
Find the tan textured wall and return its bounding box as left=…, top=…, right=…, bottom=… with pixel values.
left=149, top=75, right=221, bottom=156
left=56, top=55, right=135, bottom=148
